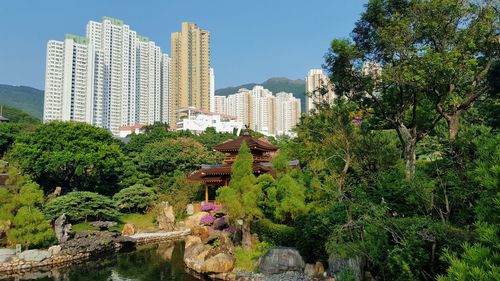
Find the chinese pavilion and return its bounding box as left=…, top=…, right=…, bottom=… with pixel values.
left=187, top=132, right=278, bottom=202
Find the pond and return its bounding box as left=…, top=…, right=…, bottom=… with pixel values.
left=3, top=241, right=202, bottom=281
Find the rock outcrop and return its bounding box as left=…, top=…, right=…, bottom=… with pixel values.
left=18, top=250, right=51, bottom=262
left=60, top=231, right=135, bottom=256
left=328, top=255, right=365, bottom=281
left=258, top=248, right=305, bottom=274
left=54, top=214, right=71, bottom=243
left=0, top=249, right=15, bottom=263
left=184, top=233, right=235, bottom=275
left=121, top=223, right=137, bottom=236
left=157, top=202, right=176, bottom=231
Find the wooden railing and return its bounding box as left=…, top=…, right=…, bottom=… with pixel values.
left=223, top=155, right=271, bottom=162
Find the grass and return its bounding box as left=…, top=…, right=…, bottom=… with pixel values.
left=70, top=212, right=158, bottom=234
left=118, top=212, right=157, bottom=232
left=234, top=241, right=271, bottom=272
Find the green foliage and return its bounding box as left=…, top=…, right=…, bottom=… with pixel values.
left=44, top=191, right=120, bottom=222
left=252, top=218, right=296, bottom=247
left=438, top=223, right=500, bottom=281
left=234, top=241, right=272, bottom=272
left=0, top=178, right=55, bottom=248
left=10, top=122, right=125, bottom=195
left=0, top=123, right=22, bottom=156
left=217, top=142, right=263, bottom=222
left=138, top=137, right=219, bottom=178
left=7, top=206, right=55, bottom=248
left=156, top=171, right=203, bottom=219
left=113, top=184, right=157, bottom=213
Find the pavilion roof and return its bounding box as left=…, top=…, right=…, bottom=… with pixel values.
left=214, top=134, right=278, bottom=153
left=187, top=163, right=274, bottom=183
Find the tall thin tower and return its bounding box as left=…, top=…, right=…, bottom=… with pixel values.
left=170, top=22, right=211, bottom=127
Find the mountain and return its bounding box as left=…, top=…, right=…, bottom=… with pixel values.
left=0, top=85, right=44, bottom=119
left=0, top=104, right=40, bottom=123
left=215, top=77, right=306, bottom=112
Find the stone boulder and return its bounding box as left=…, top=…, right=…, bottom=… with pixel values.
left=203, top=253, right=236, bottom=273
left=19, top=249, right=51, bottom=262
left=258, top=248, right=305, bottom=274
left=0, top=248, right=16, bottom=263
left=328, top=255, right=365, bottom=281
left=157, top=202, right=176, bottom=231
left=121, top=223, right=137, bottom=236
left=184, top=211, right=209, bottom=229
left=48, top=245, right=62, bottom=256
left=60, top=231, right=136, bottom=255
left=90, top=221, right=117, bottom=230
left=54, top=214, right=71, bottom=243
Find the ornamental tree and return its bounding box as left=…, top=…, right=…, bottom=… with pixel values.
left=217, top=141, right=263, bottom=249
left=10, top=121, right=125, bottom=195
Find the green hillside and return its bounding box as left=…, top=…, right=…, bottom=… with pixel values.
left=0, top=85, right=44, bottom=119
left=215, top=77, right=306, bottom=112
left=0, top=104, right=40, bottom=123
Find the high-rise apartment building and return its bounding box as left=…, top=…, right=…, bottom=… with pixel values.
left=44, top=35, right=94, bottom=123
left=216, top=86, right=301, bottom=136
left=210, top=68, right=215, bottom=112
left=44, top=17, right=170, bottom=135
left=161, top=54, right=171, bottom=123
left=170, top=22, right=211, bottom=126
left=305, top=69, right=335, bottom=113
left=275, top=92, right=301, bottom=135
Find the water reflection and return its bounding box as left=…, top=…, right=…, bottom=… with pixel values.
left=3, top=241, right=200, bottom=281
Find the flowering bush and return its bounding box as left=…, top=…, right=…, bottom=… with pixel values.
left=200, top=214, right=215, bottom=225
left=201, top=202, right=223, bottom=212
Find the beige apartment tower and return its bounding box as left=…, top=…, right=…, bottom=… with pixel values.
left=170, top=22, right=211, bottom=127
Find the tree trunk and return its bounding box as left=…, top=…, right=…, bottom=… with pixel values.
left=398, top=124, right=417, bottom=180
left=242, top=222, right=252, bottom=250
left=447, top=114, right=460, bottom=142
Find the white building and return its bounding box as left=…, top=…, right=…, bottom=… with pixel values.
left=44, top=17, right=170, bottom=135
left=176, top=107, right=243, bottom=135
left=209, top=68, right=215, bottom=112
left=44, top=35, right=94, bottom=123
left=161, top=54, right=171, bottom=124
left=275, top=92, right=301, bottom=136
left=305, top=69, right=335, bottom=113
left=217, top=86, right=301, bottom=136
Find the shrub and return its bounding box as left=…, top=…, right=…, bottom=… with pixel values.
left=253, top=218, right=296, bottom=247
left=7, top=206, right=55, bottom=248
left=156, top=171, right=203, bottom=219
left=113, top=184, right=157, bottom=213
left=200, top=214, right=215, bottom=225
left=44, top=192, right=120, bottom=222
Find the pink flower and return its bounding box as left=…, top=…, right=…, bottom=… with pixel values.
left=200, top=214, right=215, bottom=225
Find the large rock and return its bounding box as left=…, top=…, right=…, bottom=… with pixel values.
left=157, top=202, right=176, bottom=231
left=48, top=245, right=61, bottom=256
left=203, top=253, right=235, bottom=273
left=328, top=255, right=365, bottom=281
left=61, top=231, right=136, bottom=255
left=19, top=249, right=51, bottom=262
left=0, top=248, right=15, bottom=263
left=184, top=212, right=209, bottom=229
left=54, top=214, right=72, bottom=243
left=121, top=223, right=137, bottom=236
left=185, top=235, right=202, bottom=249
left=258, top=248, right=305, bottom=274
left=90, top=221, right=117, bottom=230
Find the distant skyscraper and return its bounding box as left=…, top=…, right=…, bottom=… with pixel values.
left=219, top=86, right=300, bottom=136
left=44, top=35, right=94, bottom=123
left=170, top=22, right=211, bottom=127
left=275, top=92, right=301, bottom=135
left=161, top=54, right=171, bottom=123
left=305, top=69, right=335, bottom=113
left=44, top=17, right=170, bottom=135
left=210, top=68, right=215, bottom=112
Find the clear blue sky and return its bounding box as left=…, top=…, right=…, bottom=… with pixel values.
left=0, top=0, right=367, bottom=90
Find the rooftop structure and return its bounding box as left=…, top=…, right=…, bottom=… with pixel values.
left=188, top=132, right=280, bottom=202
left=176, top=107, right=243, bottom=135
